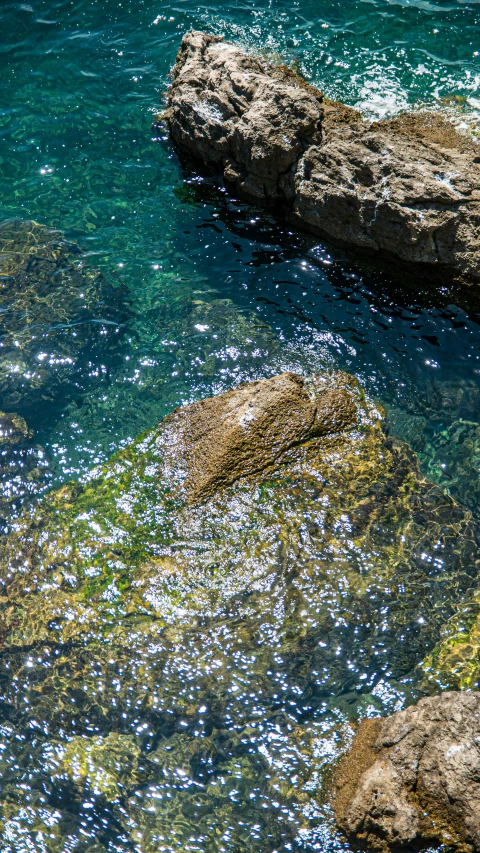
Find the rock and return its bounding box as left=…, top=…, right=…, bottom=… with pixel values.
left=0, top=410, right=48, bottom=526
left=166, top=31, right=323, bottom=202
left=162, top=371, right=357, bottom=503
left=0, top=218, right=125, bottom=410
left=333, top=691, right=480, bottom=852
left=0, top=372, right=478, bottom=850
left=422, top=592, right=480, bottom=691
left=0, top=410, right=31, bottom=448
left=166, top=32, right=480, bottom=280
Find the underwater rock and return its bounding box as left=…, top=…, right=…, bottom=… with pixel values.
left=422, top=591, right=480, bottom=690
left=332, top=691, right=480, bottom=852
left=0, top=371, right=479, bottom=850
left=0, top=410, right=48, bottom=525
left=162, top=371, right=357, bottom=503
left=0, top=218, right=125, bottom=411
left=166, top=32, right=480, bottom=280
left=0, top=410, right=31, bottom=448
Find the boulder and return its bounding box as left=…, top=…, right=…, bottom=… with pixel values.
left=161, top=371, right=357, bottom=503
left=0, top=372, right=478, bottom=850
left=333, top=691, right=480, bottom=852
left=166, top=32, right=480, bottom=280
left=166, top=31, right=323, bottom=202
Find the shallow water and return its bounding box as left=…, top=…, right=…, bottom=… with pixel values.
left=2, top=0, right=480, bottom=850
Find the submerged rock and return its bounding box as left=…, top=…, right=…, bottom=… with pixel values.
left=166, top=31, right=323, bottom=203
left=0, top=218, right=125, bottom=410
left=166, top=32, right=480, bottom=280
left=0, top=410, right=48, bottom=525
left=333, top=691, right=480, bottom=852
left=422, top=592, right=480, bottom=690
left=0, top=372, right=478, bottom=850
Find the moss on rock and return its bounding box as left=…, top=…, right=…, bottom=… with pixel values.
left=0, top=372, right=478, bottom=850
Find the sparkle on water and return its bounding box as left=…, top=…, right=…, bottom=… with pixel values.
left=1, top=0, right=480, bottom=851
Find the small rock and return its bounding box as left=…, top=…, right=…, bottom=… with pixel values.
left=0, top=411, right=31, bottom=448
left=332, top=691, right=480, bottom=852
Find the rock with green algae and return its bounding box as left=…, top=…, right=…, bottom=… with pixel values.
left=0, top=218, right=126, bottom=411
left=47, top=733, right=141, bottom=799
left=422, top=591, right=480, bottom=689
left=0, top=371, right=478, bottom=852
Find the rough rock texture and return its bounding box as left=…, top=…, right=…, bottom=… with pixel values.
left=167, top=31, right=323, bottom=202
left=162, top=371, right=357, bottom=503
left=333, top=691, right=480, bottom=852
left=166, top=32, right=480, bottom=279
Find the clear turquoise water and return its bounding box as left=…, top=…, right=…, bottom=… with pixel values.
left=2, top=0, right=480, bottom=850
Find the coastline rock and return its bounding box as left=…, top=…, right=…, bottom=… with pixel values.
left=162, top=371, right=357, bottom=503
left=166, top=32, right=480, bottom=280
left=166, top=31, right=323, bottom=202
left=333, top=691, right=480, bottom=852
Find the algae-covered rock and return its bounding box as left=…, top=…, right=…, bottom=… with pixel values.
left=422, top=592, right=480, bottom=689
left=0, top=372, right=478, bottom=851
left=332, top=691, right=480, bottom=852
left=0, top=218, right=125, bottom=410
left=48, top=733, right=141, bottom=798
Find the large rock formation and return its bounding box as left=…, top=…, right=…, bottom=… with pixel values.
left=333, top=691, right=480, bottom=852
left=0, top=372, right=478, bottom=850
left=166, top=32, right=480, bottom=280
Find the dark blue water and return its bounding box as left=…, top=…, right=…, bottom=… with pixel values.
left=2, top=1, right=480, bottom=850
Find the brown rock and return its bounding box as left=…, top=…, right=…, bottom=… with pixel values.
left=162, top=371, right=358, bottom=504
left=166, top=32, right=480, bottom=280
left=333, top=691, right=480, bottom=852
left=166, top=31, right=323, bottom=202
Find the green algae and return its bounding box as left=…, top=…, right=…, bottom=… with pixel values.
left=422, top=592, right=480, bottom=689
left=0, top=373, right=478, bottom=850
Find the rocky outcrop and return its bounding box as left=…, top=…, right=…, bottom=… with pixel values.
left=166, top=31, right=323, bottom=203
left=162, top=371, right=357, bottom=503
left=166, top=32, right=480, bottom=280
left=333, top=691, right=480, bottom=852
left=1, top=371, right=479, bottom=849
